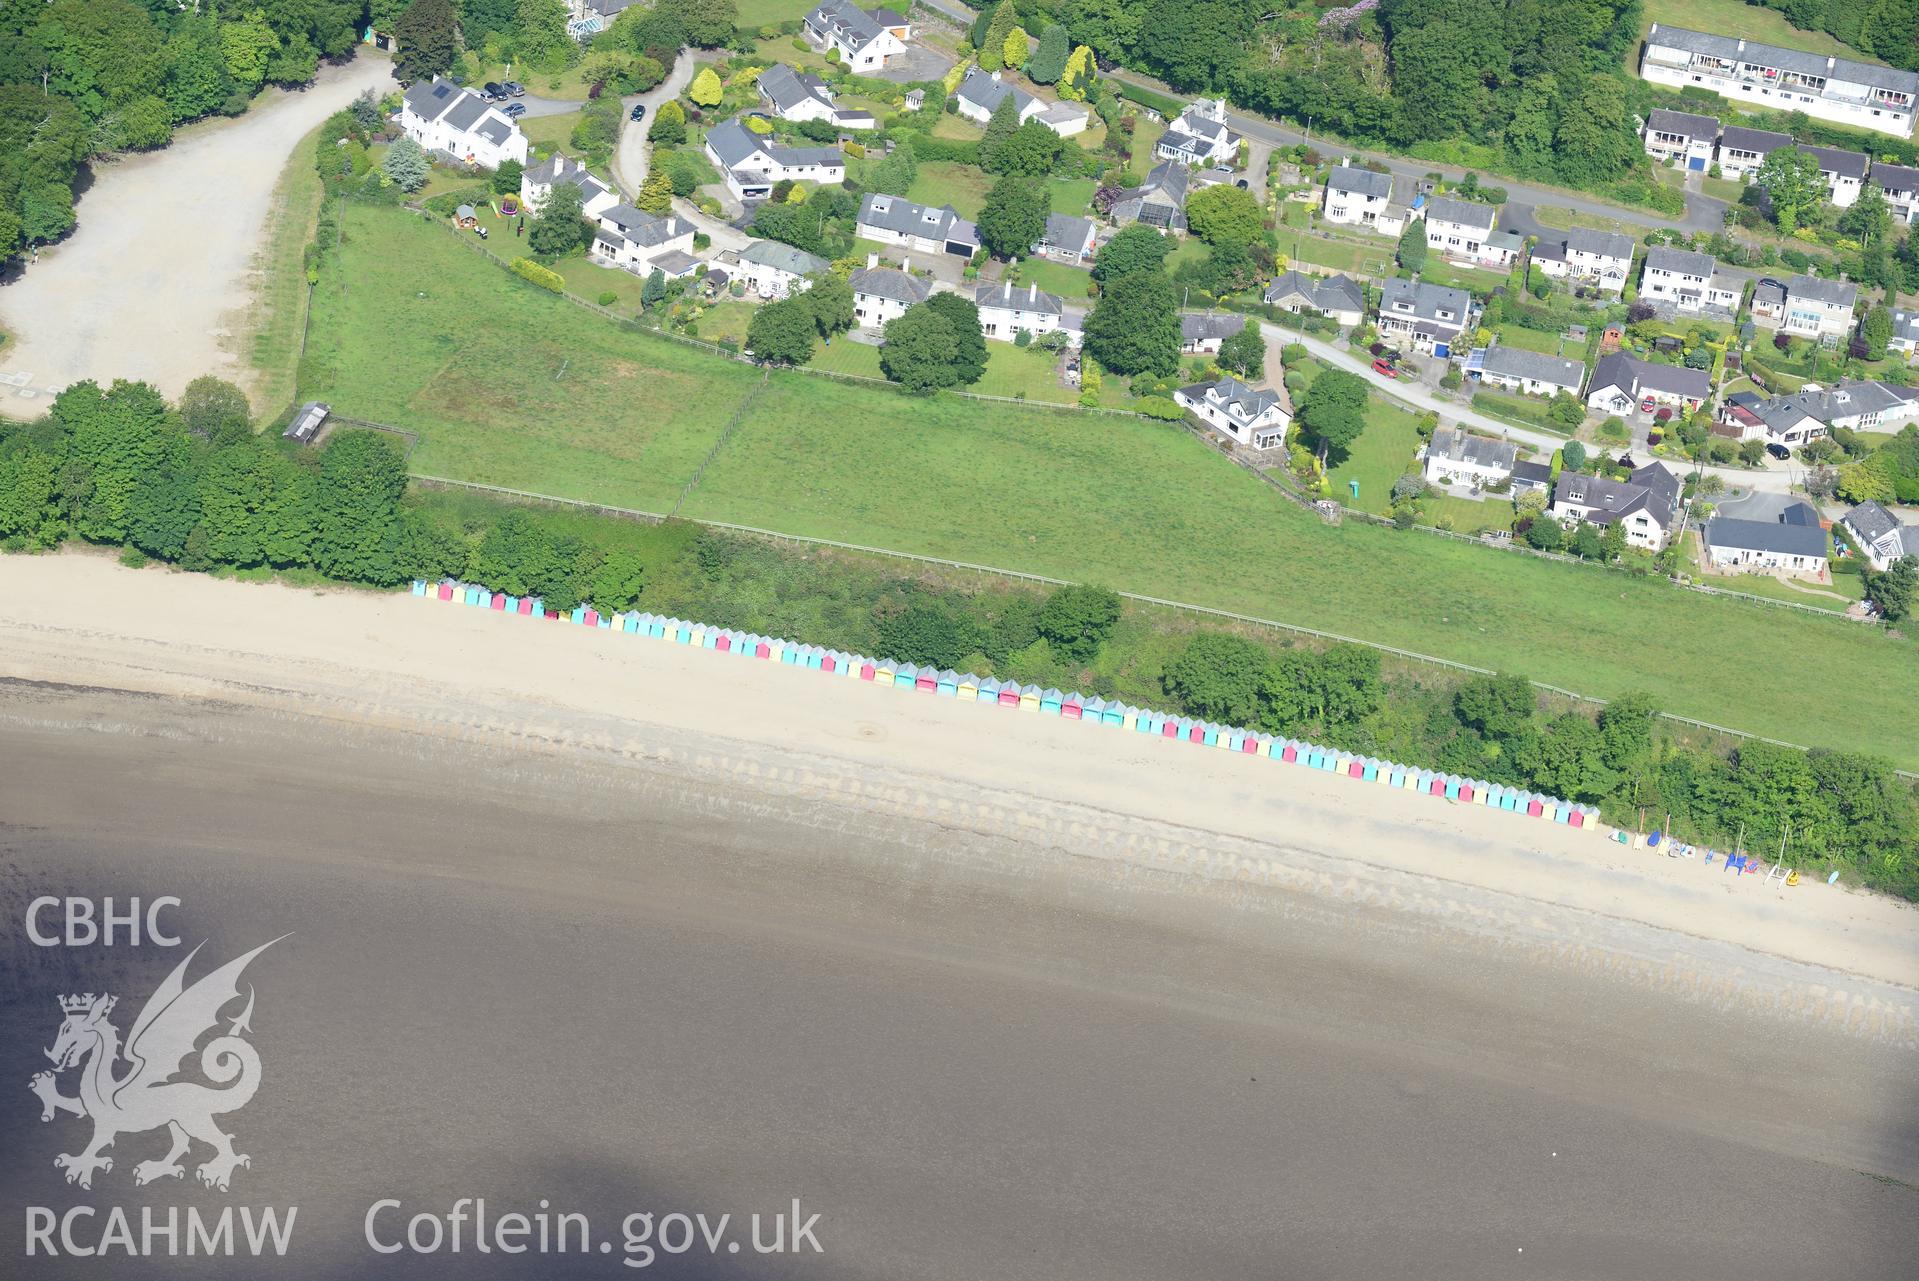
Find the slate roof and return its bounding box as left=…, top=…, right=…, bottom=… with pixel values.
left=1645, top=245, right=1714, bottom=278
left=976, top=280, right=1065, bottom=317
left=1039, top=212, right=1096, bottom=252
left=1843, top=499, right=1905, bottom=543
left=1180, top=312, right=1246, bottom=343
left=1787, top=274, right=1858, bottom=308
left=807, top=0, right=890, bottom=50
left=1263, top=269, right=1363, bottom=314
left=1565, top=229, right=1635, bottom=262
left=1552, top=462, right=1679, bottom=531
left=1645, top=25, right=1919, bottom=98
left=1804, top=145, right=1870, bottom=180
left=1510, top=459, right=1553, bottom=489
left=1585, top=352, right=1710, bottom=402
left=1180, top=376, right=1281, bottom=423
left=441, top=94, right=488, bottom=133
left=1874, top=161, right=1919, bottom=193
left=738, top=240, right=828, bottom=276
left=1646, top=107, right=1720, bottom=141
left=402, top=79, right=461, bottom=122
left=857, top=193, right=978, bottom=247
left=1427, top=428, right=1517, bottom=472
left=1480, top=345, right=1584, bottom=389
left=1326, top=164, right=1393, bottom=199
left=955, top=69, right=1034, bottom=116
left=1705, top=516, right=1828, bottom=559
left=849, top=264, right=931, bottom=305
left=1717, top=125, right=1792, bottom=156
left=1424, top=195, right=1496, bottom=232
left=525, top=155, right=610, bottom=208
left=1894, top=309, right=1919, bottom=345
left=1379, top=278, right=1471, bottom=330
left=707, top=117, right=842, bottom=174
left=599, top=204, right=690, bottom=248
left=758, top=63, right=831, bottom=114
left=1112, top=160, right=1191, bottom=228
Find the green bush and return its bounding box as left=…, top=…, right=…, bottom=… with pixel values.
left=509, top=257, right=566, bottom=292
left=1135, top=396, right=1186, bottom=420
left=597, top=290, right=619, bottom=306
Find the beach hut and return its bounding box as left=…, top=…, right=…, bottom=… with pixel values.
left=822, top=649, right=839, bottom=672
left=991, top=679, right=1015, bottom=707
left=485, top=591, right=504, bottom=612
left=1345, top=756, right=1363, bottom=779
left=752, top=637, right=771, bottom=660
left=502, top=595, right=520, bottom=614
left=717, top=629, right=737, bottom=653
left=1305, top=745, right=1325, bottom=770
left=1472, top=780, right=1489, bottom=806
left=975, top=676, right=1000, bottom=706
left=871, top=657, right=894, bottom=683
left=1569, top=807, right=1586, bottom=829
left=1219, top=727, right=1240, bottom=751
left=411, top=580, right=427, bottom=596
left=650, top=617, right=670, bottom=639
left=1442, top=775, right=1459, bottom=800
left=1062, top=693, right=1084, bottom=721
left=1552, top=803, right=1570, bottom=824
left=566, top=604, right=583, bottom=625
left=1014, top=684, right=1038, bottom=712
left=513, top=596, right=532, bottom=617
left=1500, top=788, right=1518, bottom=813
left=925, top=668, right=947, bottom=694
left=670, top=620, right=688, bottom=643
left=805, top=646, right=824, bottom=671
left=893, top=662, right=916, bottom=689
left=1164, top=716, right=1187, bottom=741
left=958, top=673, right=979, bottom=701
left=1038, top=688, right=1062, bottom=716
left=580, top=608, right=598, bottom=628
left=1105, top=701, right=1127, bottom=728
left=437, top=581, right=454, bottom=601
left=1526, top=795, right=1545, bottom=818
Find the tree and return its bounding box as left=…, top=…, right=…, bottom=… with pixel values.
left=1547, top=393, right=1584, bottom=430
left=176, top=376, right=251, bottom=443
left=312, top=431, right=407, bottom=584
left=1162, top=633, right=1270, bottom=725
left=637, top=169, right=674, bottom=215
left=1037, top=584, right=1122, bottom=664
left=1455, top=672, right=1537, bottom=742
left=1137, top=0, right=1253, bottom=91
left=219, top=9, right=281, bottom=93
left=528, top=180, right=592, bottom=256
left=747, top=295, right=817, bottom=365
left=1296, top=368, right=1369, bottom=464
left=393, top=0, right=458, bottom=83
left=640, top=267, right=668, bottom=308
left=1395, top=218, right=1427, bottom=273
left=880, top=303, right=966, bottom=392
left=1839, top=184, right=1893, bottom=251
left=1570, top=521, right=1604, bottom=559
left=994, top=120, right=1064, bottom=176
left=688, top=67, right=724, bottom=108
left=979, top=0, right=1018, bottom=72
left=1562, top=440, right=1588, bottom=472
left=1028, top=24, right=1071, bottom=84
left=516, top=0, right=574, bottom=72
left=166, top=17, right=236, bottom=123
left=1003, top=26, right=1030, bottom=70
left=789, top=272, right=847, bottom=337
left=1864, top=556, right=1916, bottom=622
left=876, top=598, right=983, bottom=668
left=648, top=99, right=687, bottom=144
left=1861, top=305, right=1894, bottom=360
left=979, top=93, right=1022, bottom=171
left=589, top=549, right=646, bottom=613
left=1083, top=268, right=1180, bottom=377
left=1836, top=455, right=1896, bottom=504
left=977, top=175, right=1048, bottom=259
left=923, top=292, right=987, bottom=385
left=1060, top=45, right=1098, bottom=101
left=1184, top=185, right=1264, bottom=247
left=870, top=144, right=917, bottom=196
left=1755, top=148, right=1826, bottom=235
left=1093, top=224, right=1172, bottom=282
left=1525, top=516, right=1565, bottom=551
left=1217, top=326, right=1264, bottom=379
left=383, top=135, right=430, bottom=191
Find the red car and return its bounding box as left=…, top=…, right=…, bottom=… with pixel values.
left=1639, top=397, right=1656, bottom=414
left=1371, top=359, right=1398, bottom=378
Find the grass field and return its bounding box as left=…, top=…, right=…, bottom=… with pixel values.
left=298, top=206, right=1919, bottom=764
left=246, top=120, right=330, bottom=425
left=907, top=162, right=995, bottom=218
left=1636, top=0, right=1879, bottom=66
left=1286, top=234, right=1395, bottom=279
left=736, top=0, right=816, bottom=25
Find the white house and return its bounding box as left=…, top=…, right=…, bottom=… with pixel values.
left=1751, top=273, right=1858, bottom=343
left=1749, top=380, right=1919, bottom=446
left=1715, top=125, right=1792, bottom=179
left=1034, top=212, right=1097, bottom=264
left=1262, top=270, right=1365, bottom=327
left=1179, top=312, right=1245, bottom=355
left=704, top=117, right=845, bottom=201
left=954, top=68, right=1042, bottom=126
left=589, top=203, right=696, bottom=274
left=1703, top=507, right=1829, bottom=578
left=1530, top=229, right=1634, bottom=295
left=1804, top=144, right=1868, bottom=208
left=1156, top=99, right=1240, bottom=166
left=976, top=280, right=1067, bottom=342
left=1876, top=162, right=1919, bottom=224
left=1174, top=376, right=1289, bottom=450
left=399, top=78, right=528, bottom=170
left=1549, top=462, right=1680, bottom=551
left=520, top=154, right=617, bottom=218
left=1423, top=196, right=1497, bottom=262
left=1375, top=278, right=1472, bottom=357
left=1583, top=352, right=1712, bottom=415
left=1841, top=500, right=1917, bottom=570
left=1477, top=346, right=1585, bottom=399
left=855, top=193, right=980, bottom=257
left=1423, top=428, right=1517, bottom=489
left=1638, top=246, right=1738, bottom=314
left=803, top=0, right=909, bottom=72
left=734, top=240, right=827, bottom=299
left=756, top=63, right=876, bottom=130
left=1642, top=108, right=1719, bottom=170
left=1890, top=307, right=1919, bottom=359
left=849, top=255, right=931, bottom=328
left=1322, top=164, right=1407, bottom=233
left=1638, top=23, right=1919, bottom=140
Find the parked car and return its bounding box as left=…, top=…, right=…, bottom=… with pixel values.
left=503, top=81, right=525, bottom=97
left=1766, top=442, right=1791, bottom=461
left=1371, top=359, right=1398, bottom=378
left=629, top=103, right=648, bottom=121
left=1639, top=397, right=1656, bottom=414
left=481, top=82, right=504, bottom=98
left=502, top=102, right=527, bottom=118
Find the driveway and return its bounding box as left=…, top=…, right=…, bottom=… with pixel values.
left=612, top=51, right=697, bottom=199
left=870, top=45, right=956, bottom=84
left=0, top=55, right=397, bottom=416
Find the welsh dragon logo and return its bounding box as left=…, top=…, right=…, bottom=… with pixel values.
left=29, top=939, right=282, bottom=1191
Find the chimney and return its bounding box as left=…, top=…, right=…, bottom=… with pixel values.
left=866, top=251, right=878, bottom=269
left=902, top=255, right=912, bottom=273
left=1736, top=38, right=1745, bottom=53
left=1029, top=282, right=1037, bottom=303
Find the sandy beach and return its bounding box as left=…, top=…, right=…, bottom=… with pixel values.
left=2, top=550, right=1917, bottom=1278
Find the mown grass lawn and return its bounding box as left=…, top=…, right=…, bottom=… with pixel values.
left=1636, top=0, right=1879, bottom=65
left=1493, top=325, right=1575, bottom=357
left=1286, top=234, right=1396, bottom=279
left=301, top=206, right=1919, bottom=764
left=1007, top=257, right=1094, bottom=299
left=736, top=0, right=816, bottom=25
left=907, top=161, right=995, bottom=219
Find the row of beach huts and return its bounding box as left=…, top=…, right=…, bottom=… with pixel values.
left=413, top=578, right=1604, bottom=830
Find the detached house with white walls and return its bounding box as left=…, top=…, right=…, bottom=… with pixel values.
left=399, top=78, right=527, bottom=169
left=1638, top=24, right=1919, bottom=139
left=1423, top=428, right=1517, bottom=489
left=1804, top=144, right=1868, bottom=208
left=1156, top=99, right=1240, bottom=165
left=1639, top=246, right=1741, bottom=315
left=733, top=240, right=827, bottom=299
left=1323, top=164, right=1419, bottom=236
left=704, top=117, right=845, bottom=201
left=1263, top=270, right=1365, bottom=327
left=1423, top=196, right=1497, bottom=262
left=1875, top=162, right=1919, bottom=224
left=1175, top=377, right=1290, bottom=450
left=1034, top=212, right=1098, bottom=264
left=520, top=155, right=617, bottom=218
left=849, top=256, right=932, bottom=328
left=1550, top=462, right=1681, bottom=551
left=1375, top=278, right=1472, bottom=357
left=757, top=63, right=876, bottom=130
left=1477, top=346, right=1585, bottom=399
left=1642, top=108, right=1720, bottom=169
left=1889, top=307, right=1919, bottom=358
left=589, top=203, right=697, bottom=275
left=803, top=0, right=909, bottom=72
left=976, top=281, right=1068, bottom=342
left=953, top=68, right=1088, bottom=136
left=1841, top=500, right=1918, bottom=571
left=856, top=193, right=980, bottom=257
left=1530, top=229, right=1635, bottom=295
left=1750, top=273, right=1857, bottom=343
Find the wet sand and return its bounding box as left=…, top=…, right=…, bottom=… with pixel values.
left=1, top=552, right=1916, bottom=1278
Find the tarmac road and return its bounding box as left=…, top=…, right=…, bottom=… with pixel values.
left=1, top=678, right=1914, bottom=1280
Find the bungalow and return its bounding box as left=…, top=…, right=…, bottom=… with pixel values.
left=1716, top=389, right=1769, bottom=441
left=1109, top=160, right=1191, bottom=231
left=856, top=193, right=979, bottom=257
left=1751, top=273, right=1857, bottom=343
left=1423, top=195, right=1497, bottom=262
left=520, top=154, right=616, bottom=218
left=1510, top=459, right=1554, bottom=495
left=1746, top=391, right=1828, bottom=447
left=1715, top=125, right=1793, bottom=179
left=1549, top=462, right=1680, bottom=551
left=1890, top=307, right=1919, bottom=359
left=734, top=240, right=827, bottom=299
left=704, top=116, right=845, bottom=201
left=1180, top=312, right=1246, bottom=355
left=1583, top=352, right=1712, bottom=414
left=398, top=77, right=527, bottom=170
left=976, top=280, right=1067, bottom=341
left=1638, top=245, right=1739, bottom=314
left=1804, top=144, right=1868, bottom=208
left=1874, top=161, right=1919, bottom=224
left=954, top=68, right=1043, bottom=126
left=1841, top=500, right=1918, bottom=571
left=1322, top=164, right=1410, bottom=233
left=590, top=203, right=696, bottom=273
left=849, top=255, right=932, bottom=328
left=757, top=63, right=876, bottom=130
left=1156, top=99, right=1241, bottom=166
left=1642, top=108, right=1720, bottom=170
left=1174, top=376, right=1290, bottom=450
left=1375, top=278, right=1472, bottom=357
left=1752, top=380, right=1919, bottom=445
left=1531, top=229, right=1635, bottom=294
left=1033, top=212, right=1097, bottom=264
left=803, top=0, right=909, bottom=72
left=1637, top=24, right=1919, bottom=140
left=1262, top=270, right=1365, bottom=327
left=1478, top=345, right=1585, bottom=399
left=1423, top=428, right=1517, bottom=489
left=1703, top=506, right=1829, bottom=578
